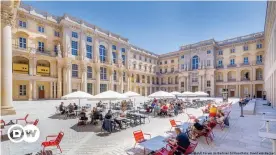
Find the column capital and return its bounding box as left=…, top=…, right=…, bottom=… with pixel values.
left=1, top=8, right=16, bottom=26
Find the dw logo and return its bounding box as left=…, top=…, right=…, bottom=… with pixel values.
left=7, top=124, right=40, bottom=143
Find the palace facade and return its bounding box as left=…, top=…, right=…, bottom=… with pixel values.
left=1, top=2, right=269, bottom=115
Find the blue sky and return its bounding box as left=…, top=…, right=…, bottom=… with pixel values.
left=23, top=1, right=266, bottom=54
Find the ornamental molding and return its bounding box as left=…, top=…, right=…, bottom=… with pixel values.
left=1, top=9, right=16, bottom=26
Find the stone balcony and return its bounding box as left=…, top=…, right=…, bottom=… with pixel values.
left=228, top=78, right=236, bottom=82
left=227, top=64, right=237, bottom=68
left=240, top=62, right=250, bottom=66
left=216, top=65, right=224, bottom=69
left=216, top=79, right=223, bottom=82
left=241, top=78, right=250, bottom=81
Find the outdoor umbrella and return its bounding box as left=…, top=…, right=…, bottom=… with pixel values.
left=194, top=91, right=209, bottom=97
left=170, top=91, right=182, bottom=96
left=123, top=91, right=141, bottom=107
left=90, top=90, right=129, bottom=109
left=61, top=91, right=94, bottom=106
left=181, top=91, right=196, bottom=100
left=148, top=91, right=175, bottom=99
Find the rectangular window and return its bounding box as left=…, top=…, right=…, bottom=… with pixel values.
left=149, top=59, right=152, bottom=63
left=207, top=50, right=211, bottom=54
left=114, top=84, right=117, bottom=92
left=112, top=45, right=116, bottom=50
left=181, top=55, right=184, bottom=59
left=19, top=37, right=27, bottom=49
left=100, top=67, right=107, bottom=80
left=145, top=57, right=147, bottom=62
left=38, top=26, right=44, bottom=33
left=171, top=68, right=174, bottom=72
left=218, top=60, right=223, bottom=66
left=19, top=85, right=27, bottom=96
left=181, top=82, right=184, bottom=87
left=207, top=81, right=211, bottom=87
left=160, top=69, right=162, bottom=73
left=218, top=50, right=223, bottom=55
left=181, top=64, right=185, bottom=69
left=244, top=57, right=249, bottom=64
left=123, top=72, right=126, bottom=82
left=122, top=55, right=126, bottom=65
left=113, top=70, right=117, bottom=81
left=86, top=45, right=92, bottom=59
left=72, top=64, right=78, bottom=77
left=133, top=55, right=136, bottom=59
left=139, top=65, right=142, bottom=70
left=165, top=68, right=167, bottom=73
left=207, top=60, right=211, bottom=66
left=243, top=45, right=248, bottom=51
left=144, top=66, right=147, bottom=71
left=54, top=31, right=60, bottom=37
left=87, top=36, right=92, bottom=42
left=54, top=45, right=58, bottom=55
left=19, top=20, right=27, bottom=28
left=133, top=64, right=136, bottom=69
left=100, top=84, right=107, bottom=93
left=72, top=32, right=78, bottom=38
left=149, top=67, right=152, bottom=72
left=139, top=56, right=142, bottom=60
left=87, top=66, right=92, bottom=79
left=38, top=41, right=44, bottom=52
left=121, top=48, right=125, bottom=53
left=71, top=41, right=78, bottom=56
left=257, top=55, right=263, bottom=62
left=160, top=62, right=162, bottom=65
left=171, top=60, right=174, bottom=63
left=230, top=48, right=235, bottom=53
left=230, top=59, right=235, bottom=65
left=165, top=61, right=167, bottom=64
left=87, top=83, right=93, bottom=94
left=112, top=52, right=116, bottom=63
left=256, top=43, right=263, bottom=49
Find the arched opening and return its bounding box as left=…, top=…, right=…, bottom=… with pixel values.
left=216, top=72, right=223, bottom=81
left=99, top=45, right=106, bottom=63
left=256, top=68, right=263, bottom=80
left=152, top=77, right=155, bottom=84
left=136, top=74, right=140, bottom=83
left=175, top=76, right=178, bottom=84
left=192, top=55, right=199, bottom=70
left=37, top=60, right=50, bottom=76
left=227, top=71, right=236, bottom=81
left=12, top=56, right=29, bottom=74
left=241, top=70, right=250, bottom=81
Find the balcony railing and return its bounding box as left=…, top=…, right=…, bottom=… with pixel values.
left=228, top=79, right=236, bottom=82
left=240, top=62, right=250, bottom=66
left=256, top=61, right=263, bottom=65
left=216, top=79, right=223, bottom=82
left=227, top=64, right=237, bottom=68
left=216, top=65, right=224, bottom=69
left=256, top=77, right=263, bottom=80
left=241, top=78, right=250, bottom=81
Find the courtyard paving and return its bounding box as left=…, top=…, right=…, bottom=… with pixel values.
left=0, top=97, right=274, bottom=155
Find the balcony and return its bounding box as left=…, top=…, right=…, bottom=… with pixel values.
left=256, top=77, right=263, bottom=80
left=227, top=64, right=237, bottom=68
left=240, top=62, right=250, bottom=66
left=216, top=79, right=223, bottom=82
left=228, top=79, right=236, bottom=82
left=241, top=78, right=250, bottom=81
left=256, top=61, right=263, bottom=65
left=216, top=65, right=224, bottom=69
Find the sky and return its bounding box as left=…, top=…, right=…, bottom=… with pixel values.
left=23, top=1, right=267, bottom=54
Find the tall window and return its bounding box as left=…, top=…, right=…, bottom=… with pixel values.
left=54, top=31, right=60, bottom=37
left=54, top=45, right=58, bottom=55
left=19, top=85, right=27, bottom=96
left=171, top=68, right=174, bottom=72
left=181, top=55, right=184, bottom=59
left=71, top=41, right=78, bottom=56
left=230, top=48, right=235, bottom=53
left=99, top=45, right=106, bottom=63
left=149, top=59, right=152, bottom=63
left=218, top=50, right=223, bottom=55
left=207, top=81, right=211, bottom=87
left=256, top=43, right=263, bottom=49
left=171, top=60, right=174, bottom=63
left=114, top=85, right=117, bottom=91
left=123, top=72, right=126, bottom=82
left=160, top=69, right=162, bottom=73
left=122, top=55, right=126, bottom=65
left=100, top=84, right=107, bottom=93
left=86, top=45, right=92, bottom=59
left=112, top=45, right=116, bottom=50
left=165, top=68, right=167, bottom=73
left=243, top=45, right=249, bottom=51
left=133, top=55, right=136, bottom=59
left=181, top=64, right=185, bottom=69
left=207, top=60, right=211, bottom=66
left=165, top=61, right=167, bottom=64
left=192, top=55, right=199, bottom=70
left=100, top=67, right=107, bottom=80
left=113, top=70, right=117, bottom=81
left=244, top=57, right=249, bottom=64
left=38, top=26, right=44, bottom=33
left=218, top=60, right=223, bottom=66
left=257, top=55, right=263, bottom=62
left=38, top=41, right=44, bottom=52
left=121, top=48, right=125, bottom=53
left=19, top=37, right=26, bottom=49
left=72, top=32, right=78, bottom=38
left=87, top=36, right=92, bottom=42
left=181, top=82, right=184, bottom=87
left=72, top=64, right=78, bottom=77
left=230, top=59, right=235, bottom=65
left=87, top=66, right=92, bottom=78
left=87, top=83, right=93, bottom=94
left=145, top=57, right=147, bottom=62
left=19, top=20, right=27, bottom=28
left=112, top=52, right=116, bottom=63
left=139, top=56, right=142, bottom=60
left=160, top=62, right=162, bottom=65
left=207, top=50, right=211, bottom=54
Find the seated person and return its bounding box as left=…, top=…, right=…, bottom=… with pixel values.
left=160, top=104, right=168, bottom=115
left=79, top=109, right=88, bottom=125
left=73, top=103, right=78, bottom=110
left=68, top=103, right=74, bottom=113
left=104, top=110, right=122, bottom=129
left=216, top=112, right=225, bottom=124
left=150, top=102, right=156, bottom=112
left=206, top=117, right=217, bottom=129
left=91, top=107, right=103, bottom=124
left=153, top=103, right=161, bottom=116
left=209, top=105, right=217, bottom=117
left=190, top=119, right=210, bottom=139
left=59, top=102, right=66, bottom=114
left=168, top=128, right=190, bottom=155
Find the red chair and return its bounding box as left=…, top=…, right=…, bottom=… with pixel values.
left=155, top=140, right=198, bottom=155
left=1, top=120, right=5, bottom=137
left=187, top=114, right=196, bottom=123
left=16, top=114, right=29, bottom=124
left=133, top=130, right=151, bottom=148
left=27, top=119, right=39, bottom=126
left=169, top=119, right=182, bottom=131
left=41, top=131, right=64, bottom=154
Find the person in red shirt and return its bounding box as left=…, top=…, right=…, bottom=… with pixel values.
left=161, top=104, right=168, bottom=116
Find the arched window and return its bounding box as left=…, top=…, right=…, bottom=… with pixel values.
left=192, top=55, right=199, bottom=70
left=99, top=45, right=106, bottom=63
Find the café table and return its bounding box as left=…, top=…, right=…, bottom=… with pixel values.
left=139, top=135, right=167, bottom=154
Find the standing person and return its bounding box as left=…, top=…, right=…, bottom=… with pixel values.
left=168, top=128, right=190, bottom=155
left=104, top=110, right=122, bottom=129
left=59, top=102, right=66, bottom=114
left=73, top=103, right=78, bottom=110
left=78, top=108, right=88, bottom=125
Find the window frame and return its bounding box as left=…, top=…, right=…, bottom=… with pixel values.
left=71, top=41, right=78, bottom=56
left=19, top=85, right=27, bottom=96
left=72, top=32, right=78, bottom=38
left=19, top=37, right=27, bottom=49
left=72, top=64, right=78, bottom=78
left=87, top=66, right=93, bottom=79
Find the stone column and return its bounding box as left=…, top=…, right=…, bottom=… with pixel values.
left=50, top=82, right=53, bottom=99
left=53, top=82, right=57, bottom=98
left=109, top=68, right=113, bottom=91
left=63, top=67, right=67, bottom=95
left=57, top=65, right=62, bottom=98
left=252, top=84, right=255, bottom=97
left=108, top=44, right=113, bottom=64
left=33, top=81, right=37, bottom=100
left=236, top=85, right=239, bottom=98
left=211, top=75, right=215, bottom=97
left=1, top=17, right=16, bottom=115
left=93, top=39, right=99, bottom=63
left=81, top=64, right=87, bottom=92
left=186, top=76, right=190, bottom=91
left=198, top=76, right=202, bottom=91
left=28, top=81, right=33, bottom=100
left=145, top=86, right=148, bottom=96
left=80, top=31, right=86, bottom=60
left=202, top=75, right=205, bottom=92
left=95, top=67, right=100, bottom=94
left=66, top=62, right=72, bottom=94
left=239, top=84, right=241, bottom=98
left=120, top=71, right=124, bottom=93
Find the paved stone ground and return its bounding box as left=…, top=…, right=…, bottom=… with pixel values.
left=0, top=97, right=274, bottom=155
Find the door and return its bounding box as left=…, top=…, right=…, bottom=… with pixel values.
left=207, top=91, right=211, bottom=97
left=256, top=91, right=262, bottom=98
left=38, top=85, right=45, bottom=99
left=230, top=91, right=235, bottom=97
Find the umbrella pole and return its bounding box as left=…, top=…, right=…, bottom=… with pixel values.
left=79, top=99, right=81, bottom=108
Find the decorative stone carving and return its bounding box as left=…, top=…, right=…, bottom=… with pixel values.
left=1, top=10, right=15, bottom=26
left=57, top=44, right=62, bottom=57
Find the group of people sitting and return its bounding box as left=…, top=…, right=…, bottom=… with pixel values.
left=59, top=102, right=78, bottom=115
left=102, top=108, right=129, bottom=131
left=147, top=98, right=185, bottom=117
